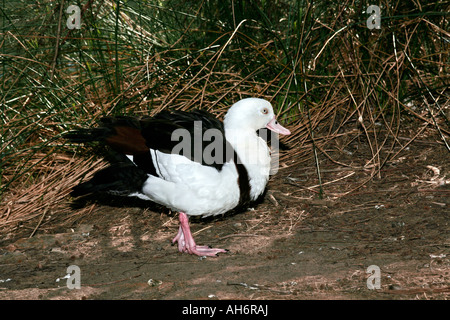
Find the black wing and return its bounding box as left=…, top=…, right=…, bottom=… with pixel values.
left=65, top=109, right=232, bottom=172
left=140, top=110, right=233, bottom=170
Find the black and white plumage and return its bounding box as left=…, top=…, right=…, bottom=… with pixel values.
left=66, top=98, right=290, bottom=256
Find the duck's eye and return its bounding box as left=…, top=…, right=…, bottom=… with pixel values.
left=262, top=108, right=269, bottom=115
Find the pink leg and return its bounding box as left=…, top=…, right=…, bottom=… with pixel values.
left=172, top=212, right=228, bottom=257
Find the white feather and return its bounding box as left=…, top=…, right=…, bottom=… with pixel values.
left=140, top=149, right=240, bottom=217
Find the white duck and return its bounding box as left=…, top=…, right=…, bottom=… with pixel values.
left=66, top=98, right=290, bottom=256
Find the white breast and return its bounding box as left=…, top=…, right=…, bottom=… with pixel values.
left=137, top=150, right=241, bottom=217
left=226, top=130, right=271, bottom=200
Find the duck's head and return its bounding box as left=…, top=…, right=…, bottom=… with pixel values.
left=224, top=98, right=291, bottom=135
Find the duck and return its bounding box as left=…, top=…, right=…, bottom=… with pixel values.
left=65, top=98, right=291, bottom=256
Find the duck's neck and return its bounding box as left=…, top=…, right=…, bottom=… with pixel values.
left=225, top=128, right=271, bottom=200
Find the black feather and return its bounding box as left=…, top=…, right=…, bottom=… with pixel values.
left=71, top=162, right=148, bottom=197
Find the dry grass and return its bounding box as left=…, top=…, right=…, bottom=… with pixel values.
left=1, top=155, right=106, bottom=238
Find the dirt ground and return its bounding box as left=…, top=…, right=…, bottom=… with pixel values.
left=1, top=132, right=449, bottom=300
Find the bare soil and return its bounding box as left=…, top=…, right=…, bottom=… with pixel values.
left=1, top=133, right=449, bottom=300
